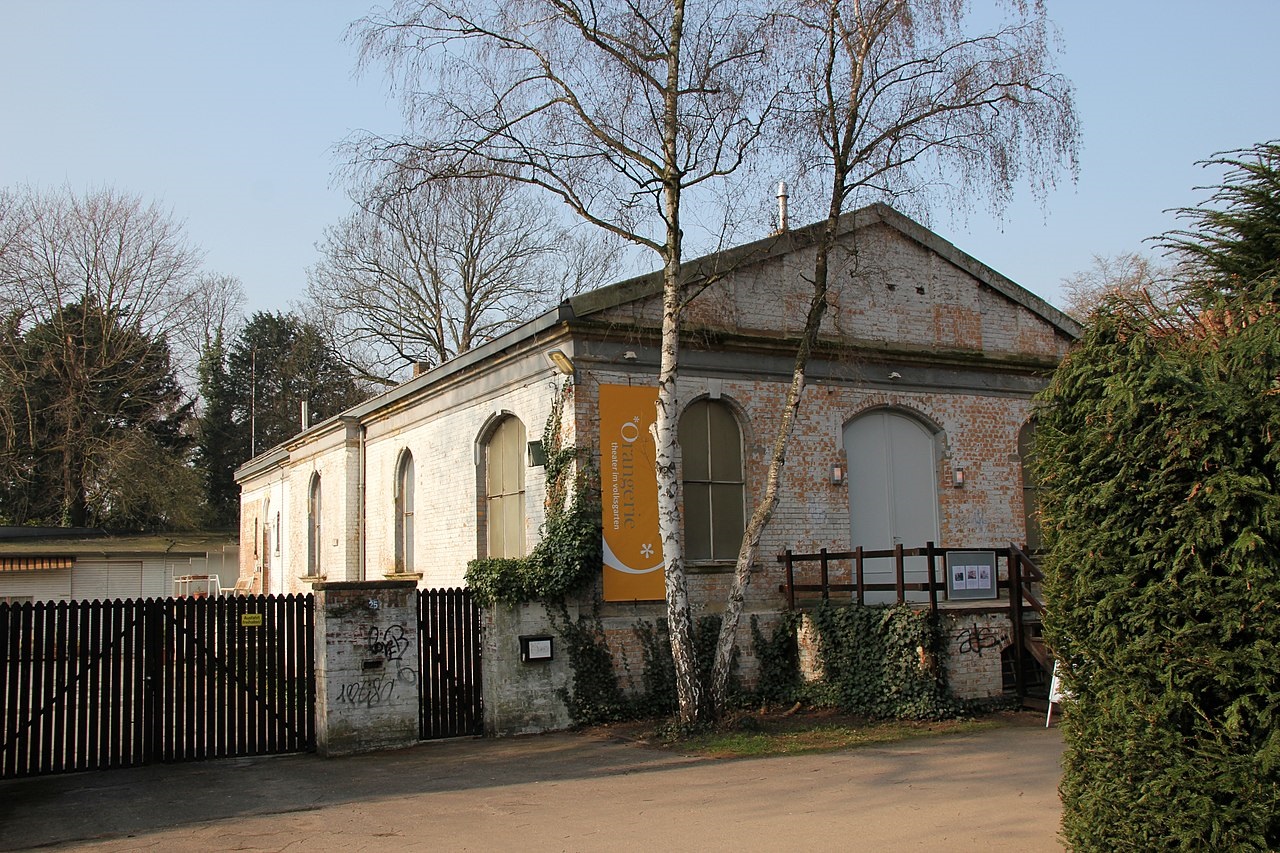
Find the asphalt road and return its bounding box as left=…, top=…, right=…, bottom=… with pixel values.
left=0, top=714, right=1063, bottom=851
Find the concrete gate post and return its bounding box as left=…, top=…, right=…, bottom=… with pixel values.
left=313, top=580, right=420, bottom=756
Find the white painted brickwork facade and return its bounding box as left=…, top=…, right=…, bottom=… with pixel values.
left=239, top=348, right=564, bottom=594
left=236, top=204, right=1076, bottom=700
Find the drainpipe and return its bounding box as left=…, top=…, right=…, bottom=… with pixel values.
left=341, top=415, right=369, bottom=583
left=358, top=423, right=367, bottom=581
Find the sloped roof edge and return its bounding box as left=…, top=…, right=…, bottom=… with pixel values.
left=235, top=302, right=572, bottom=482
left=568, top=203, right=1082, bottom=340
left=871, top=205, right=1082, bottom=339
left=235, top=204, right=1078, bottom=482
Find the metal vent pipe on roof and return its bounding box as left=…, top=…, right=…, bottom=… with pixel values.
left=777, top=180, right=789, bottom=232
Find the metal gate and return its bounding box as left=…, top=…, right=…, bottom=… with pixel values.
left=417, top=588, right=483, bottom=739
left=0, top=594, right=314, bottom=778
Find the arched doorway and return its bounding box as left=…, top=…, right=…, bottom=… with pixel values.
left=843, top=409, right=940, bottom=603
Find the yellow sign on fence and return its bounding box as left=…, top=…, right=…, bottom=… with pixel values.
left=599, top=384, right=665, bottom=601
left=240, top=612, right=264, bottom=627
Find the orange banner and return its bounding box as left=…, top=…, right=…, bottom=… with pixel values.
left=600, top=384, right=665, bottom=601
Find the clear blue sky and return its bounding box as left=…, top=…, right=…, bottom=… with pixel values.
left=3, top=1, right=1277, bottom=314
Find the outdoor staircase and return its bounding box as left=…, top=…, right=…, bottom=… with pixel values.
left=1000, top=543, right=1055, bottom=710
left=1004, top=614, right=1053, bottom=709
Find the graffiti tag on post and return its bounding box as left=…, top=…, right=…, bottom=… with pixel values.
left=364, top=624, right=410, bottom=661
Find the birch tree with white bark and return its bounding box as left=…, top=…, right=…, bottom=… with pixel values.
left=704, top=0, right=1079, bottom=710
left=352, top=0, right=775, bottom=724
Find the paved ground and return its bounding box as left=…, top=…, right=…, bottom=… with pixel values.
left=0, top=714, right=1063, bottom=852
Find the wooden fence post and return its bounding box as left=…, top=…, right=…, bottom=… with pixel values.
left=926, top=541, right=939, bottom=612
left=894, top=543, right=905, bottom=603
left=783, top=550, right=795, bottom=610
left=855, top=546, right=865, bottom=605
left=819, top=548, right=830, bottom=603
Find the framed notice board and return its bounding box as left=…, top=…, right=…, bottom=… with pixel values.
left=946, top=550, right=999, bottom=600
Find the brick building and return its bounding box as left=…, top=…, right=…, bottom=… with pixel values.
left=235, top=203, right=1077, bottom=697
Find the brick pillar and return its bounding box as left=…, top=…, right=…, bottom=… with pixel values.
left=313, top=580, right=419, bottom=756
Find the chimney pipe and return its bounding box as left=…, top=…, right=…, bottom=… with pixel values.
left=777, top=180, right=790, bottom=232
left=301, top=400, right=310, bottom=431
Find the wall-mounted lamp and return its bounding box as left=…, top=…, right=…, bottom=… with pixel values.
left=953, top=467, right=966, bottom=488
left=831, top=463, right=847, bottom=486
left=547, top=349, right=575, bottom=376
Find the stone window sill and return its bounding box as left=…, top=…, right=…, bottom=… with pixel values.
left=687, top=560, right=738, bottom=575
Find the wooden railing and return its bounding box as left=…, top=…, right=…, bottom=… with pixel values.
left=778, top=541, right=1050, bottom=699
left=1007, top=542, right=1047, bottom=701
left=777, top=543, right=946, bottom=611
left=777, top=542, right=1045, bottom=610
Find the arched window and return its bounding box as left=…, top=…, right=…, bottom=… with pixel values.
left=307, top=473, right=322, bottom=576
left=1018, top=421, right=1042, bottom=553
left=485, top=416, right=527, bottom=558
left=261, top=498, right=271, bottom=569
left=395, top=450, right=415, bottom=573
left=260, top=497, right=271, bottom=595
left=679, top=399, right=745, bottom=562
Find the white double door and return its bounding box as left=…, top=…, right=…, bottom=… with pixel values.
left=843, top=410, right=940, bottom=603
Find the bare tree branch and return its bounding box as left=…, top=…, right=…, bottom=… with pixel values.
left=707, top=0, right=1080, bottom=709
left=351, top=0, right=776, bottom=724
left=309, top=168, right=618, bottom=385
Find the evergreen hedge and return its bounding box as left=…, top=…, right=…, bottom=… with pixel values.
left=1038, top=144, right=1280, bottom=850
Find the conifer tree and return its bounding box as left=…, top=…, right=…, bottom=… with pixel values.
left=194, top=330, right=240, bottom=527
left=1039, top=142, right=1280, bottom=850
left=226, top=312, right=368, bottom=460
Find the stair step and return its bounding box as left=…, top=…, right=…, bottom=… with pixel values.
left=1023, top=636, right=1054, bottom=672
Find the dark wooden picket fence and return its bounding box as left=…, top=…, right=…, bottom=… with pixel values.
left=0, top=594, right=314, bottom=778
left=417, top=588, right=483, bottom=740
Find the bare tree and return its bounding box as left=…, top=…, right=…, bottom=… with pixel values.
left=353, top=0, right=775, bottom=723
left=705, top=0, right=1080, bottom=708
left=308, top=170, right=616, bottom=386
left=0, top=186, right=204, bottom=347
left=0, top=189, right=19, bottom=267
left=169, top=272, right=247, bottom=393
left=1060, top=252, right=1170, bottom=321
left=0, top=186, right=206, bottom=527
